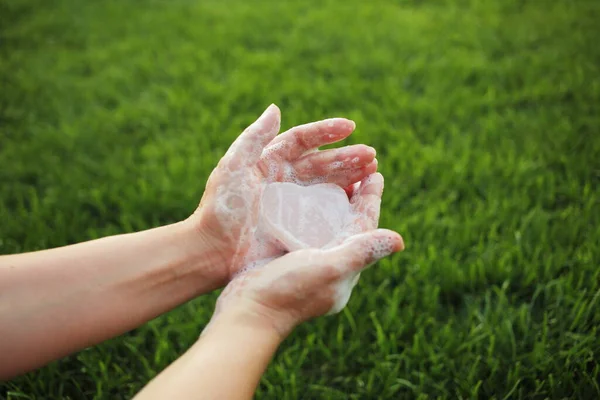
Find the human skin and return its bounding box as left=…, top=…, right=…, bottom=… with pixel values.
left=191, top=104, right=378, bottom=275
left=0, top=104, right=377, bottom=379
left=134, top=173, right=404, bottom=400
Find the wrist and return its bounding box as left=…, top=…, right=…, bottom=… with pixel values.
left=203, top=304, right=294, bottom=344
left=183, top=304, right=285, bottom=400
left=167, top=220, right=229, bottom=291
left=207, top=299, right=299, bottom=343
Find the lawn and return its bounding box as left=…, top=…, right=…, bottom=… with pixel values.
left=1, top=0, right=599, bottom=398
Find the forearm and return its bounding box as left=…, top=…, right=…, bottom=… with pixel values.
left=134, top=309, right=284, bottom=400
left=0, top=221, right=226, bottom=379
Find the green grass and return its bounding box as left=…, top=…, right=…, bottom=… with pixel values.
left=1, top=0, right=599, bottom=398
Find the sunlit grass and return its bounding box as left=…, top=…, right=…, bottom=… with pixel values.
left=1, top=0, right=599, bottom=398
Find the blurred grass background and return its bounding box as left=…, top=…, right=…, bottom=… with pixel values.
left=1, top=0, right=599, bottom=398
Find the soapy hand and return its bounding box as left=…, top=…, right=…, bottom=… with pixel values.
left=189, top=104, right=378, bottom=280
left=211, top=228, right=404, bottom=337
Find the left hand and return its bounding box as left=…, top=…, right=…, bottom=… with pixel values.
left=188, top=104, right=378, bottom=280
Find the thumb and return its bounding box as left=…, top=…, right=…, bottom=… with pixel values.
left=223, top=104, right=281, bottom=168
left=323, top=229, right=404, bottom=274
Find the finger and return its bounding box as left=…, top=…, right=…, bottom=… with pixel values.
left=319, top=159, right=378, bottom=188
left=222, top=104, right=281, bottom=169
left=323, top=229, right=404, bottom=275
left=263, top=158, right=378, bottom=187
left=292, top=144, right=376, bottom=177
left=351, top=172, right=384, bottom=230
left=263, top=118, right=355, bottom=161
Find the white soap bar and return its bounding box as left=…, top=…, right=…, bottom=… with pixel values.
left=259, top=182, right=353, bottom=251
left=256, top=182, right=366, bottom=314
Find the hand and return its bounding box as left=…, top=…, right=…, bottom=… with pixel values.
left=210, top=229, right=404, bottom=338
left=189, top=104, right=378, bottom=280
left=209, top=171, right=404, bottom=336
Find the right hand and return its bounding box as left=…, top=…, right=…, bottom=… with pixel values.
left=211, top=228, right=404, bottom=337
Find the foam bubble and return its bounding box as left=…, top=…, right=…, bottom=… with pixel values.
left=368, top=235, right=395, bottom=260
left=261, top=140, right=287, bottom=160
left=328, top=161, right=344, bottom=171
left=305, top=176, right=326, bottom=185
left=282, top=163, right=299, bottom=184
